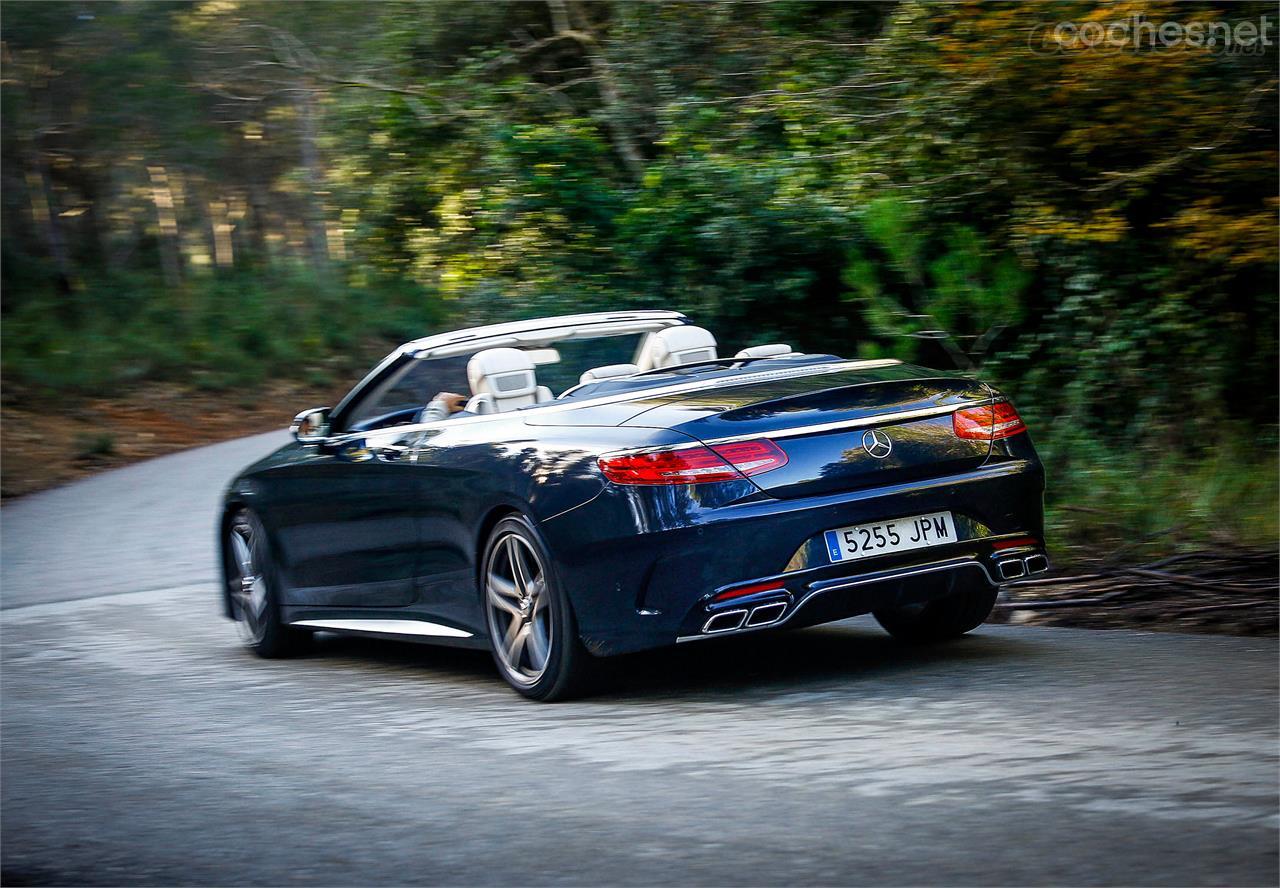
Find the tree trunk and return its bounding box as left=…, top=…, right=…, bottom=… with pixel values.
left=147, top=164, right=183, bottom=289
left=297, top=86, right=330, bottom=278
left=208, top=196, right=234, bottom=269
left=25, top=166, right=72, bottom=293
left=547, top=0, right=645, bottom=180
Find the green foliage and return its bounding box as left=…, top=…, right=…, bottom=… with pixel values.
left=2, top=267, right=445, bottom=395
left=842, top=198, right=1031, bottom=365
left=1, top=1, right=1275, bottom=551
left=1042, top=426, right=1279, bottom=565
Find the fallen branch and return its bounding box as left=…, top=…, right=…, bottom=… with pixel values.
left=991, top=546, right=1277, bottom=636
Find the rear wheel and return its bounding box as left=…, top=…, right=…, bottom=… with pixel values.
left=482, top=515, right=590, bottom=701
left=873, top=584, right=998, bottom=643
left=225, top=509, right=310, bottom=658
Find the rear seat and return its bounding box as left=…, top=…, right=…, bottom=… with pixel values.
left=735, top=343, right=794, bottom=359
left=578, top=363, right=639, bottom=385
left=635, top=326, right=719, bottom=371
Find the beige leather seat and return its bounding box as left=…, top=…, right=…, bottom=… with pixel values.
left=635, top=326, right=718, bottom=372
left=735, top=343, right=794, bottom=359
left=465, top=348, right=553, bottom=415
left=578, top=363, right=639, bottom=386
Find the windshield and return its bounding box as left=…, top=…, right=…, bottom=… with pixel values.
left=343, top=354, right=472, bottom=430
left=340, top=332, right=648, bottom=431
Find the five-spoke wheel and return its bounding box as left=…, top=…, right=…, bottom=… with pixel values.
left=228, top=516, right=270, bottom=646
left=482, top=515, right=590, bottom=700
left=485, top=533, right=554, bottom=685
left=225, top=508, right=309, bottom=658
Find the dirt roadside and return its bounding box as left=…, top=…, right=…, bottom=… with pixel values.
left=1, top=381, right=345, bottom=499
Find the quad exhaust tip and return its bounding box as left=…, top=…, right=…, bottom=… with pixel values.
left=746, top=602, right=787, bottom=627
left=997, top=559, right=1026, bottom=580
left=998, top=554, right=1049, bottom=580
left=703, top=609, right=748, bottom=633
left=702, top=601, right=789, bottom=634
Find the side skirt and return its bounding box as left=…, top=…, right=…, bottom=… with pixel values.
left=282, top=610, right=488, bottom=649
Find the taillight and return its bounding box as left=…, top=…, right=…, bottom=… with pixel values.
left=712, top=579, right=786, bottom=602
left=598, top=439, right=789, bottom=485
left=953, top=402, right=1027, bottom=440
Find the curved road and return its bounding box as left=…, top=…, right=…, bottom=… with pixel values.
left=2, top=433, right=1276, bottom=886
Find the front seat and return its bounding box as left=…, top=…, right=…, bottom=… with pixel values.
left=735, top=343, right=794, bottom=359
left=465, top=348, right=553, bottom=415
left=635, top=326, right=718, bottom=372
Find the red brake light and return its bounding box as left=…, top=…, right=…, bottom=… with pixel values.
left=953, top=402, right=1027, bottom=441
left=713, top=579, right=786, bottom=602
left=598, top=439, right=789, bottom=485
left=992, top=536, right=1039, bottom=550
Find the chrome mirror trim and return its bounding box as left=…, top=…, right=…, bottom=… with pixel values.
left=290, top=407, right=332, bottom=445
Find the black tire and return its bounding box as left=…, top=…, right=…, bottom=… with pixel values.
left=873, top=584, right=999, bottom=643
left=480, top=515, right=592, bottom=701
left=225, top=508, right=311, bottom=658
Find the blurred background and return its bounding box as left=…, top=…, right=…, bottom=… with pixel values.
left=2, top=0, right=1276, bottom=566
left=2, top=6, right=1278, bottom=884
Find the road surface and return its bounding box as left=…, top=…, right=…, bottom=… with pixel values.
left=2, top=432, right=1277, bottom=886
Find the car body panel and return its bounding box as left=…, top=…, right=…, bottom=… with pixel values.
left=220, top=311, right=1047, bottom=658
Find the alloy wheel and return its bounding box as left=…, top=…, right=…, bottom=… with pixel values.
left=484, top=532, right=554, bottom=686
left=228, top=519, right=269, bottom=646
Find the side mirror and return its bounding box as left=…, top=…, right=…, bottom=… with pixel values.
left=290, top=407, right=331, bottom=444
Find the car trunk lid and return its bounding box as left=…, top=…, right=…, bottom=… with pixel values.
left=621, top=363, right=993, bottom=499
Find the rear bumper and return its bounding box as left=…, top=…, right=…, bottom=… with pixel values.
left=680, top=546, right=1048, bottom=643
left=542, top=457, right=1045, bottom=656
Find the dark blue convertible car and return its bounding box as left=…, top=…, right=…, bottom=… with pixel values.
left=221, top=311, right=1047, bottom=699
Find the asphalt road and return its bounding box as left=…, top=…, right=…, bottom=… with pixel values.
left=2, top=433, right=1277, bottom=886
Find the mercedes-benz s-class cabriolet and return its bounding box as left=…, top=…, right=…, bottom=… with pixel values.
left=221, top=311, right=1046, bottom=700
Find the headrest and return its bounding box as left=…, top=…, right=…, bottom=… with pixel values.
left=467, top=348, right=538, bottom=400
left=735, top=343, right=794, bottom=359
left=579, top=363, right=639, bottom=385
left=637, top=326, right=718, bottom=371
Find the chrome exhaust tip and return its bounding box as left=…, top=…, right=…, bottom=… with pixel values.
left=998, top=559, right=1026, bottom=580
left=703, top=609, right=748, bottom=634
left=746, top=602, right=787, bottom=627
left=1024, top=554, right=1049, bottom=574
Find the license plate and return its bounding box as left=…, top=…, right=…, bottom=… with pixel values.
left=823, top=511, right=956, bottom=563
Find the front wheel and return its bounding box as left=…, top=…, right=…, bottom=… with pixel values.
left=873, top=584, right=998, bottom=643
left=225, top=509, right=311, bottom=658
left=482, top=515, right=591, bottom=701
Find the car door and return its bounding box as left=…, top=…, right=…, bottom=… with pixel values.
left=402, top=424, right=495, bottom=630
left=263, top=351, right=475, bottom=608
left=264, top=425, right=428, bottom=608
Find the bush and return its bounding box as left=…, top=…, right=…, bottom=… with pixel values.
left=1, top=266, right=450, bottom=396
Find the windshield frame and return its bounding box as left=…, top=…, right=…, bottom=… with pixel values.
left=329, top=312, right=688, bottom=433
